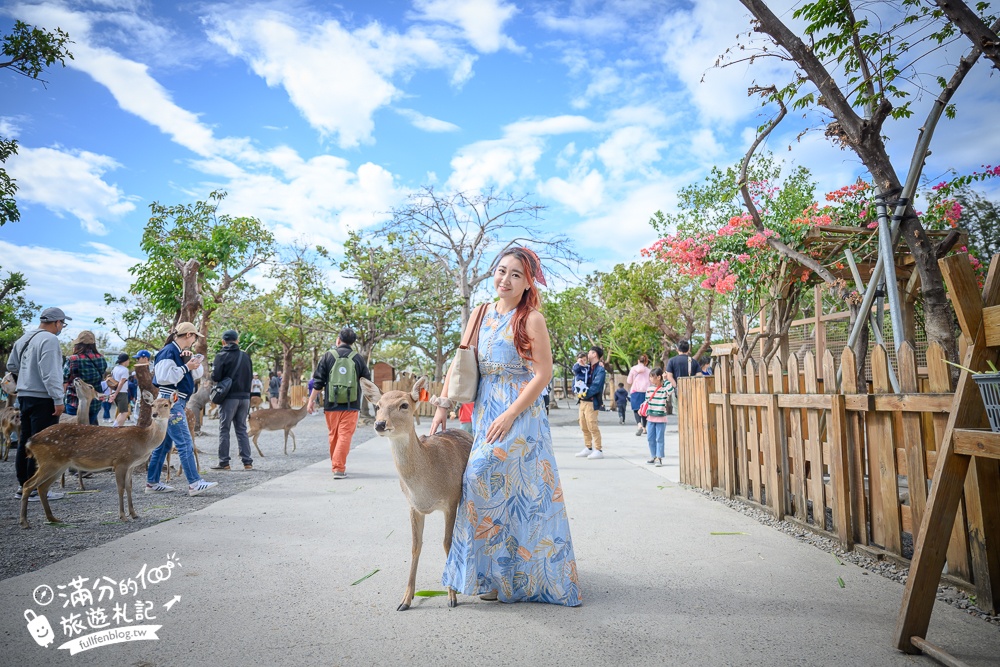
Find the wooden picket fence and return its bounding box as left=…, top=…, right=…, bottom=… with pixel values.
left=680, top=341, right=990, bottom=603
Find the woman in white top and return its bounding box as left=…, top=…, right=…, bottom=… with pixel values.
left=626, top=354, right=652, bottom=436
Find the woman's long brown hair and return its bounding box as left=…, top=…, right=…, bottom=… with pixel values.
left=500, top=247, right=543, bottom=361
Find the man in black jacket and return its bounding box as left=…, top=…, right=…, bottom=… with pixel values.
left=308, top=327, right=370, bottom=479
left=210, top=330, right=254, bottom=471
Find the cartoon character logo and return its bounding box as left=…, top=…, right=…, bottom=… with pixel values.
left=24, top=609, right=55, bottom=648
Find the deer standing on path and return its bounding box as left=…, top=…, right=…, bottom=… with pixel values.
left=186, top=379, right=214, bottom=435
left=360, top=377, right=473, bottom=611
left=1, top=374, right=18, bottom=461
left=247, top=403, right=309, bottom=456
left=20, top=392, right=172, bottom=528
left=59, top=378, right=102, bottom=490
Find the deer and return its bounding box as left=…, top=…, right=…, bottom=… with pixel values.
left=1, top=373, right=18, bottom=461
left=20, top=392, right=173, bottom=529
left=185, top=379, right=214, bottom=435
left=247, top=402, right=309, bottom=456
left=58, top=378, right=103, bottom=490
left=360, top=376, right=473, bottom=611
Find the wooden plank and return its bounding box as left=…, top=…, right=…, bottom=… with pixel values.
left=841, top=346, right=869, bottom=546
left=984, top=304, right=1000, bottom=347
left=718, top=355, right=735, bottom=498
left=898, top=342, right=929, bottom=544
left=777, top=394, right=833, bottom=409
left=729, top=394, right=774, bottom=407
left=787, top=354, right=807, bottom=522
left=826, top=348, right=853, bottom=548
left=963, top=457, right=1000, bottom=613
left=746, top=360, right=762, bottom=504
left=735, top=361, right=750, bottom=500
left=844, top=394, right=874, bottom=412
left=871, top=344, right=903, bottom=554
left=803, top=352, right=825, bottom=528
left=953, top=429, right=1000, bottom=458
left=767, top=356, right=787, bottom=517
left=895, top=253, right=999, bottom=651
left=871, top=394, right=954, bottom=413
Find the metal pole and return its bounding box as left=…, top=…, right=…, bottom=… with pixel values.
left=875, top=193, right=907, bottom=352
left=844, top=249, right=900, bottom=392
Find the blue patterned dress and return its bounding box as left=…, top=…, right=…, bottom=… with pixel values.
left=442, top=306, right=582, bottom=606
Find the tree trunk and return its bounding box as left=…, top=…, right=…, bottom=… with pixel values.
left=134, top=363, right=155, bottom=429
left=194, top=306, right=214, bottom=357
left=173, top=258, right=202, bottom=326
left=279, top=343, right=293, bottom=408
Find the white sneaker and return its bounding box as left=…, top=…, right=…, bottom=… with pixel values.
left=24, top=490, right=65, bottom=502
left=574, top=448, right=592, bottom=458
left=587, top=450, right=605, bottom=459
left=635, top=425, right=643, bottom=436
left=144, top=482, right=175, bottom=494
left=188, top=480, right=218, bottom=496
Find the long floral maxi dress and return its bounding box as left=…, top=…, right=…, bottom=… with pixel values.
left=441, top=306, right=582, bottom=606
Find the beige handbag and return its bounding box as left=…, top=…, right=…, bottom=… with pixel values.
left=447, top=304, right=489, bottom=404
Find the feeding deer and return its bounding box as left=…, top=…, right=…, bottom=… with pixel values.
left=20, top=392, right=173, bottom=529
left=247, top=403, right=308, bottom=456
left=360, top=376, right=473, bottom=611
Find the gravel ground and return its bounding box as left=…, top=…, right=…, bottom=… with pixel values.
left=692, top=486, right=1000, bottom=629
left=1, top=410, right=373, bottom=582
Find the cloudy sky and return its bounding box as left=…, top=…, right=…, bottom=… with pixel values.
left=2, top=0, right=999, bottom=342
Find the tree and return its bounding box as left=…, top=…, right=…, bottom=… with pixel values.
left=732, top=0, right=999, bottom=361
left=398, top=258, right=463, bottom=380
left=542, top=286, right=606, bottom=395
left=927, top=0, right=1000, bottom=70
left=93, top=292, right=173, bottom=351
left=1, top=21, right=74, bottom=226
left=377, top=186, right=582, bottom=327
left=596, top=261, right=717, bottom=371
left=130, top=191, right=275, bottom=355
left=0, top=266, right=39, bottom=356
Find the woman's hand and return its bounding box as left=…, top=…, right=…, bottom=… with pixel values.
left=485, top=409, right=517, bottom=444
left=429, top=406, right=449, bottom=435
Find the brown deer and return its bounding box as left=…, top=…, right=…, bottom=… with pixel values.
left=186, top=379, right=214, bottom=435
left=247, top=403, right=309, bottom=456
left=58, top=378, right=103, bottom=490
left=360, top=376, right=473, bottom=611
left=20, top=392, right=172, bottom=528
left=1, top=373, right=18, bottom=461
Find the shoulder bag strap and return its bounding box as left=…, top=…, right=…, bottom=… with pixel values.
left=461, top=304, right=489, bottom=351
left=15, top=330, right=45, bottom=366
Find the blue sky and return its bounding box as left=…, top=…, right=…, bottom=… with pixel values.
left=2, top=0, right=999, bottom=344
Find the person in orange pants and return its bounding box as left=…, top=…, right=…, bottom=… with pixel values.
left=308, top=327, right=371, bottom=479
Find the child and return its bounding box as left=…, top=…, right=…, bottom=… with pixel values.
left=572, top=352, right=590, bottom=400
left=613, top=382, right=629, bottom=424
left=644, top=368, right=671, bottom=467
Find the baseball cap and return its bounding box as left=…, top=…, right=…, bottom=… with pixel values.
left=133, top=350, right=151, bottom=359
left=117, top=352, right=130, bottom=364
left=40, top=307, right=72, bottom=322
left=175, top=322, right=204, bottom=337
left=222, top=329, right=239, bottom=342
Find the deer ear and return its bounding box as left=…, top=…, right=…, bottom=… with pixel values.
left=411, top=376, right=428, bottom=401
left=359, top=378, right=381, bottom=404
left=142, top=390, right=154, bottom=405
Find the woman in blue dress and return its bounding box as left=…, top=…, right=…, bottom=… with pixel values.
left=430, top=247, right=582, bottom=607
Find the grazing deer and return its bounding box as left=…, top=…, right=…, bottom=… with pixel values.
left=249, top=395, right=263, bottom=412
left=20, top=392, right=172, bottom=529
left=360, top=376, right=473, bottom=611
left=247, top=403, right=308, bottom=456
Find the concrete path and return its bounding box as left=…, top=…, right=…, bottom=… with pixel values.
left=2, top=409, right=998, bottom=666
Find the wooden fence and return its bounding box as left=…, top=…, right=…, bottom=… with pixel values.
left=680, top=341, right=993, bottom=608
left=380, top=378, right=444, bottom=417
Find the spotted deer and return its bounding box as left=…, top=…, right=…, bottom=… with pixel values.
left=360, top=376, right=473, bottom=611
left=58, top=378, right=103, bottom=490
left=247, top=403, right=309, bottom=456
left=20, top=392, right=172, bottom=528
left=1, top=373, right=18, bottom=461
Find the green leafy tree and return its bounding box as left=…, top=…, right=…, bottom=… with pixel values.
left=129, top=191, right=275, bottom=355
left=1, top=21, right=74, bottom=226
left=0, top=266, right=39, bottom=356
left=542, top=286, right=607, bottom=395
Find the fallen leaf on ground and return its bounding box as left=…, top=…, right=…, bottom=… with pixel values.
left=352, top=569, right=380, bottom=586
left=414, top=590, right=448, bottom=597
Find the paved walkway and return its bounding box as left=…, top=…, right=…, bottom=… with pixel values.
left=2, top=409, right=998, bottom=666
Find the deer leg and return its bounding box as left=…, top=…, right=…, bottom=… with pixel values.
left=78, top=470, right=86, bottom=491
left=22, top=470, right=63, bottom=527
left=252, top=431, right=265, bottom=458
left=443, top=503, right=459, bottom=608
left=290, top=428, right=297, bottom=453
left=125, top=467, right=138, bottom=519
left=283, top=429, right=289, bottom=456
left=398, top=508, right=425, bottom=611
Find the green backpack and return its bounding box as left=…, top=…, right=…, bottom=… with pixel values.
left=328, top=350, right=359, bottom=404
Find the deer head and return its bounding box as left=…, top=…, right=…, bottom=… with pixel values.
left=149, top=395, right=173, bottom=420
left=361, top=377, right=425, bottom=436
left=72, top=377, right=99, bottom=403
left=1, top=372, right=15, bottom=395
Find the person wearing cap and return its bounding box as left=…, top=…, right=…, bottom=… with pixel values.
left=63, top=330, right=108, bottom=426
left=308, top=326, right=370, bottom=479
left=110, top=352, right=131, bottom=427
left=145, top=322, right=218, bottom=497
left=5, top=307, right=71, bottom=501
left=210, top=330, right=254, bottom=471
left=250, top=371, right=263, bottom=408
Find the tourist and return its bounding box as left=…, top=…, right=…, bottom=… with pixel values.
left=627, top=354, right=652, bottom=436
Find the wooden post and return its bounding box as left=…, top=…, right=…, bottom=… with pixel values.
left=871, top=344, right=903, bottom=554
left=814, top=285, right=827, bottom=378
left=787, top=353, right=808, bottom=521
left=841, top=347, right=869, bottom=546
left=897, top=342, right=928, bottom=544
left=803, top=352, right=825, bottom=527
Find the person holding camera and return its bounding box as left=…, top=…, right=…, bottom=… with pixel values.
left=210, top=330, right=254, bottom=471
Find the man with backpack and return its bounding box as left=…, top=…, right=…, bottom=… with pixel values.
left=308, top=327, right=370, bottom=479
left=209, top=330, right=254, bottom=471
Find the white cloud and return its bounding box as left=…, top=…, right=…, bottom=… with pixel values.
left=395, top=108, right=461, bottom=133
left=504, top=115, right=599, bottom=137
left=412, top=0, right=520, bottom=53
left=447, top=136, right=544, bottom=192
left=597, top=125, right=669, bottom=178
left=538, top=169, right=605, bottom=215
left=571, top=67, right=622, bottom=109
left=10, top=146, right=135, bottom=234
